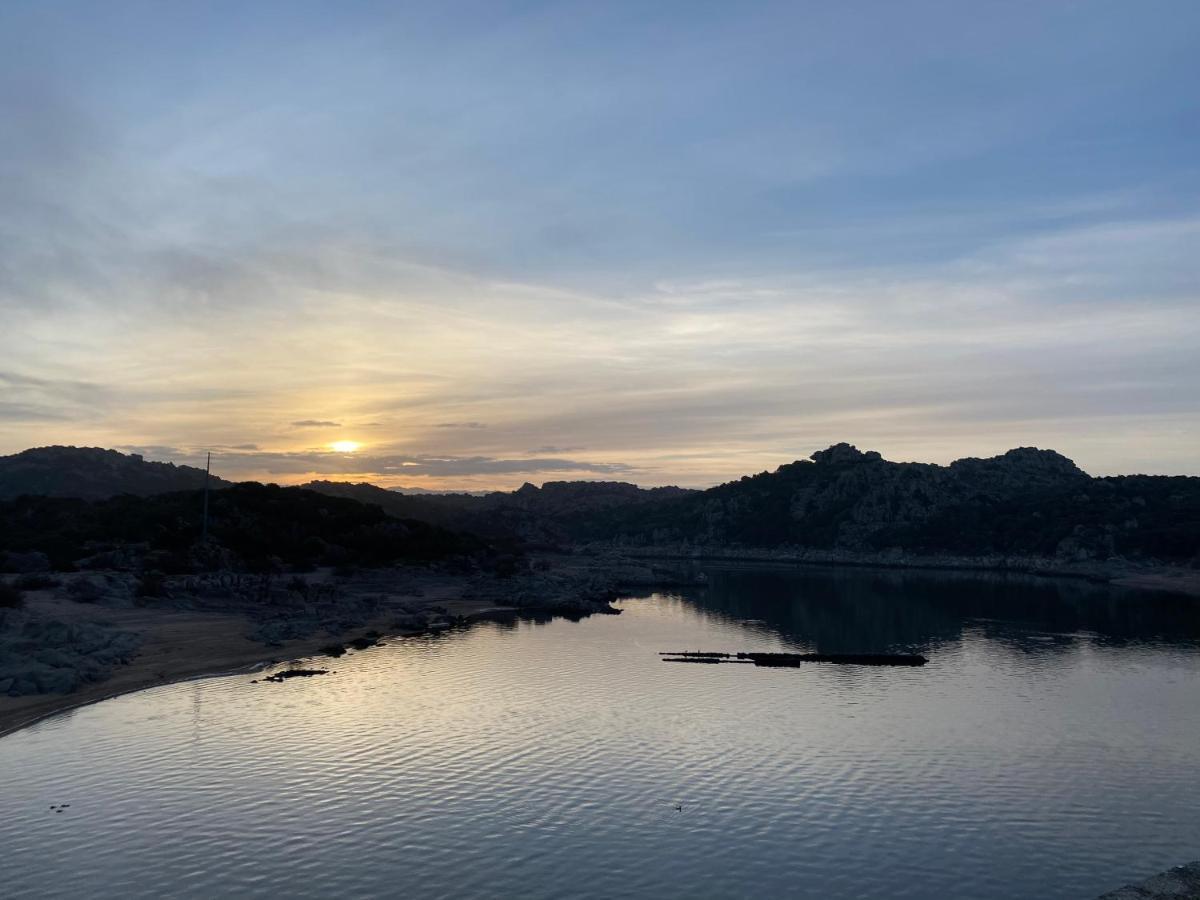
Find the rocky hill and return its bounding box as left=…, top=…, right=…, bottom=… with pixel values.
left=2, top=444, right=1196, bottom=566
left=584, top=444, right=1200, bottom=565
left=304, top=479, right=693, bottom=545
left=0, top=447, right=230, bottom=501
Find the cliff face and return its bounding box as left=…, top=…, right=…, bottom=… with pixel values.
left=0, top=447, right=231, bottom=501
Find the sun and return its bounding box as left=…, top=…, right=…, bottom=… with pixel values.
left=330, top=440, right=361, bottom=453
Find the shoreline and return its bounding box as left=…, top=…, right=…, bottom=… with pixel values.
left=0, top=656, right=275, bottom=741
left=0, top=596, right=521, bottom=741
left=0, top=558, right=536, bottom=741
left=4, top=551, right=1196, bottom=740
left=588, top=547, right=1200, bottom=597
left=0, top=551, right=633, bottom=741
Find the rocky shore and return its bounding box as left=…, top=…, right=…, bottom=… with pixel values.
left=0, top=553, right=666, bottom=737
left=1098, top=860, right=1200, bottom=899
left=2, top=545, right=1194, bottom=738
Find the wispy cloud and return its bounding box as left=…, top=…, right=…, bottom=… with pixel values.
left=1, top=2, right=1197, bottom=482
left=132, top=446, right=634, bottom=484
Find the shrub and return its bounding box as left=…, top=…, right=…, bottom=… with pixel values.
left=0, top=583, right=24, bottom=609
left=0, top=551, right=51, bottom=574
left=14, top=573, right=60, bottom=590
left=136, top=571, right=166, bottom=598
left=67, top=578, right=103, bottom=603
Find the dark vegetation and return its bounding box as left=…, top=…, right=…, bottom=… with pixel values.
left=879, top=475, right=1200, bottom=561
left=580, top=445, right=1200, bottom=564
left=0, top=583, right=23, bottom=609
left=304, top=478, right=692, bottom=546
left=0, top=483, right=484, bottom=574
left=306, top=446, right=1200, bottom=564
left=1, top=443, right=1197, bottom=569
left=13, top=573, right=59, bottom=590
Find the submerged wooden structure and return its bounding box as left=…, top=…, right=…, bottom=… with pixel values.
left=660, top=650, right=927, bottom=667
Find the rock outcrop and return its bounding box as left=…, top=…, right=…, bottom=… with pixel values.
left=0, top=616, right=140, bottom=696
left=1097, top=860, right=1200, bottom=899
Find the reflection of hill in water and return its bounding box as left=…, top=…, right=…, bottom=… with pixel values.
left=679, top=567, right=1200, bottom=654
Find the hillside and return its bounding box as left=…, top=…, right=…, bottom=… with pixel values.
left=303, top=479, right=694, bottom=545
left=587, top=444, right=1200, bottom=564
left=0, top=447, right=231, bottom=501
left=1, top=444, right=1196, bottom=567
left=0, top=483, right=482, bottom=573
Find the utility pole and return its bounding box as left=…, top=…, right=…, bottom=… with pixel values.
left=202, top=451, right=211, bottom=541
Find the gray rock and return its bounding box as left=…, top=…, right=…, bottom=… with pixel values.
left=0, top=551, right=51, bottom=573
left=35, top=647, right=77, bottom=669
left=809, top=443, right=883, bottom=465
left=1098, top=860, right=1200, bottom=899
left=1, top=616, right=140, bottom=696
left=33, top=668, right=79, bottom=694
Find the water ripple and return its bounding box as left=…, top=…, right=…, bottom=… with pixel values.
left=1, top=587, right=1199, bottom=899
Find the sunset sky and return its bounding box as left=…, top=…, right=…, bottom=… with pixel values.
left=2, top=1, right=1197, bottom=489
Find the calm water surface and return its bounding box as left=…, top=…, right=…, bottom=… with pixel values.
left=2, top=567, right=1199, bottom=899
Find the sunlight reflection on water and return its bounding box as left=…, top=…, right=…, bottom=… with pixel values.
left=2, top=568, right=1199, bottom=899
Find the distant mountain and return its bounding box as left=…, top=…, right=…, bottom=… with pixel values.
left=0, top=447, right=231, bottom=501
left=4, top=444, right=1197, bottom=565
left=391, top=486, right=490, bottom=496
left=303, top=479, right=695, bottom=545
left=587, top=443, right=1200, bottom=563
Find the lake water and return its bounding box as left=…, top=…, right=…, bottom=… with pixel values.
left=2, top=567, right=1199, bottom=899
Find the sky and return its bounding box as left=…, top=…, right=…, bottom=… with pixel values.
left=1, top=0, right=1197, bottom=489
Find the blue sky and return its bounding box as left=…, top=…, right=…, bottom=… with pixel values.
left=1, top=1, right=1197, bottom=486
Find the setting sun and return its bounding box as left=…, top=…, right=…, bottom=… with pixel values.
left=330, top=440, right=361, bottom=453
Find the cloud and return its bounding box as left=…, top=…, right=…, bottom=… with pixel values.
left=0, top=370, right=110, bottom=423
left=136, top=447, right=636, bottom=483
left=0, top=402, right=70, bottom=422
left=0, top=4, right=1197, bottom=482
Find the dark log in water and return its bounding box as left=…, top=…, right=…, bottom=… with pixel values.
left=744, top=652, right=926, bottom=667
left=261, top=668, right=329, bottom=682
left=661, top=656, right=740, bottom=664
left=660, top=651, right=927, bottom=667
